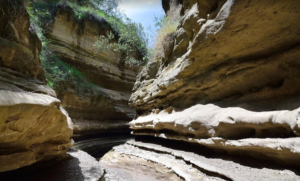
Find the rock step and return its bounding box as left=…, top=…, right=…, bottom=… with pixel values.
left=100, top=139, right=300, bottom=181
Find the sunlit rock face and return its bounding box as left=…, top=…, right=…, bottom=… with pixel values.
left=128, top=0, right=300, bottom=166
left=100, top=139, right=300, bottom=180
left=45, top=4, right=138, bottom=138
left=131, top=104, right=300, bottom=166
left=130, top=0, right=300, bottom=113
left=0, top=1, right=73, bottom=172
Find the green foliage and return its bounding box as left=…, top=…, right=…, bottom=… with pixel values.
left=66, top=1, right=149, bottom=66
left=26, top=1, right=58, bottom=46
left=152, top=4, right=182, bottom=59
left=26, top=0, right=148, bottom=91
left=40, top=49, right=99, bottom=92
left=94, top=22, right=149, bottom=67
left=27, top=1, right=101, bottom=91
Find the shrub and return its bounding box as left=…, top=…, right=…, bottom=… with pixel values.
left=40, top=48, right=102, bottom=93
left=94, top=22, right=149, bottom=67
left=26, top=0, right=148, bottom=91
left=61, top=1, right=149, bottom=66
left=152, top=3, right=182, bottom=59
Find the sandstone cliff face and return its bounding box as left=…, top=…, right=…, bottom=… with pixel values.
left=131, top=0, right=300, bottom=113
left=128, top=0, right=300, bottom=166
left=0, top=1, right=73, bottom=172
left=45, top=4, right=138, bottom=138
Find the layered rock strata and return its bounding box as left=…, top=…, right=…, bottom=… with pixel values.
left=100, top=139, right=300, bottom=181
left=0, top=1, right=73, bottom=172
left=127, top=0, right=300, bottom=167
left=130, top=104, right=300, bottom=166
left=130, top=0, right=300, bottom=113
left=45, top=4, right=138, bottom=137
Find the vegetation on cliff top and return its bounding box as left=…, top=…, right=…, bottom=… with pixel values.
left=152, top=3, right=182, bottom=59
left=26, top=0, right=148, bottom=91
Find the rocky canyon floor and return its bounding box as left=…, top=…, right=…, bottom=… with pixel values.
left=1, top=137, right=300, bottom=181
left=1, top=0, right=300, bottom=180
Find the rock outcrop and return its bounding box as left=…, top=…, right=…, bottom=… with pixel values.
left=0, top=1, right=73, bottom=172
left=130, top=104, right=300, bottom=166
left=44, top=3, right=138, bottom=138
left=127, top=0, right=300, bottom=168
left=130, top=0, right=300, bottom=113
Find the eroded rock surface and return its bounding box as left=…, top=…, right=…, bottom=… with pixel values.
left=128, top=0, right=300, bottom=168
left=0, top=1, right=73, bottom=172
left=45, top=4, right=138, bottom=138
left=130, top=0, right=300, bottom=113
left=130, top=104, right=300, bottom=165
left=100, top=139, right=300, bottom=181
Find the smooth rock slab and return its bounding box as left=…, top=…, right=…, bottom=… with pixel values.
left=100, top=139, right=300, bottom=181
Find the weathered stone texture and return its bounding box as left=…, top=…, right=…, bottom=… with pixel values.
left=0, top=1, right=73, bottom=172
left=128, top=0, right=300, bottom=167
left=45, top=5, right=138, bottom=137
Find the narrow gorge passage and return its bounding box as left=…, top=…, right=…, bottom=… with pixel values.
left=72, top=133, right=133, bottom=160
left=1, top=0, right=300, bottom=181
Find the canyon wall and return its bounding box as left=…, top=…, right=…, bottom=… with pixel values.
left=44, top=4, right=139, bottom=139
left=0, top=1, right=73, bottom=172
left=131, top=0, right=300, bottom=114
left=129, top=0, right=300, bottom=164
left=129, top=0, right=300, bottom=165
left=101, top=0, right=300, bottom=179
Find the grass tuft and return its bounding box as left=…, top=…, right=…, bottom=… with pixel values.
left=152, top=3, right=182, bottom=59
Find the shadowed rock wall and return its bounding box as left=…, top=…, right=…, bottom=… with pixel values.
left=0, top=1, right=73, bottom=172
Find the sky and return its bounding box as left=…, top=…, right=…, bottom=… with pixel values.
left=118, top=0, right=165, bottom=46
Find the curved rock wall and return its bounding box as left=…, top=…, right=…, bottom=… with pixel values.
left=128, top=0, right=300, bottom=166
left=0, top=1, right=73, bottom=172
left=130, top=0, right=300, bottom=113
left=45, top=4, right=138, bottom=138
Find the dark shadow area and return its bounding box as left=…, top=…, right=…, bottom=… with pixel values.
left=0, top=151, right=85, bottom=181
left=0, top=132, right=132, bottom=180
left=73, top=131, right=131, bottom=142
left=214, top=95, right=300, bottom=112
left=73, top=132, right=133, bottom=160
left=135, top=136, right=300, bottom=176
